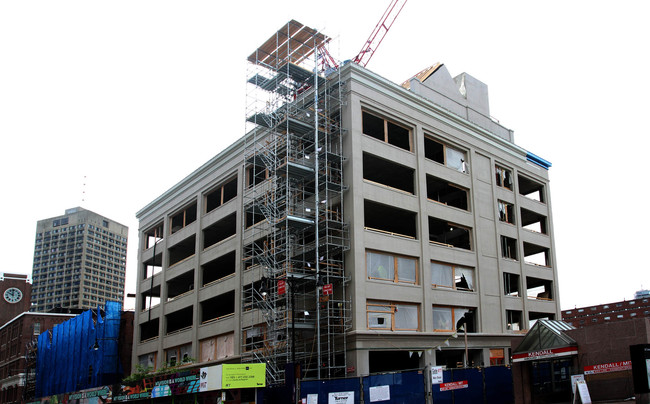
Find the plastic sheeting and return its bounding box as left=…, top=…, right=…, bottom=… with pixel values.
left=36, top=301, right=123, bottom=398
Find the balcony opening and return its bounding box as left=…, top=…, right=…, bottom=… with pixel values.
left=140, top=285, right=161, bottom=311
left=201, top=290, right=236, bottom=324
left=144, top=222, right=164, bottom=249
left=495, top=165, right=513, bottom=190
left=424, top=136, right=468, bottom=173
left=202, top=251, right=236, bottom=286
left=166, top=269, right=195, bottom=302
left=142, top=251, right=162, bottom=280
left=363, top=153, right=414, bottom=194
left=528, top=311, right=555, bottom=328
left=139, top=318, right=159, bottom=342
left=203, top=213, right=237, bottom=249
left=205, top=176, right=238, bottom=213
left=168, top=235, right=196, bottom=267
left=362, top=111, right=412, bottom=151
left=170, top=202, right=197, bottom=234
left=166, top=306, right=193, bottom=335
left=518, top=176, right=545, bottom=203
left=521, top=208, right=547, bottom=234
left=426, top=176, right=468, bottom=210
left=523, top=242, right=550, bottom=267
left=500, top=236, right=517, bottom=260
left=504, top=273, right=520, bottom=297
left=526, top=277, right=553, bottom=300
left=364, top=200, right=417, bottom=239
left=428, top=217, right=471, bottom=250
left=506, top=310, right=523, bottom=331
left=498, top=201, right=515, bottom=224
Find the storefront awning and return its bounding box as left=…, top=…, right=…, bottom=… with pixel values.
left=512, top=320, right=578, bottom=363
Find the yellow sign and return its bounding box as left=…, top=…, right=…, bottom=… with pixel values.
left=222, top=364, right=266, bottom=389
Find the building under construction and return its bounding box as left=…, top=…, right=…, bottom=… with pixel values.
left=133, top=18, right=560, bottom=386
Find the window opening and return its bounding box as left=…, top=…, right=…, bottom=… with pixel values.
left=201, top=290, right=236, bottom=324
left=428, top=217, right=471, bottom=250
left=202, top=251, right=236, bottom=286
left=144, top=222, right=164, bottom=249
left=501, top=236, right=517, bottom=260
left=431, top=261, right=474, bottom=291
left=528, top=312, right=554, bottom=328
left=518, top=175, right=545, bottom=203
left=362, top=111, right=412, bottom=151
left=506, top=310, right=523, bottom=331
left=364, top=200, right=417, bottom=239
left=504, top=273, right=520, bottom=297
left=424, top=136, right=468, bottom=173
left=521, top=208, right=548, bottom=234
left=498, top=201, right=515, bottom=224
left=523, top=242, right=550, bottom=267
left=426, top=175, right=468, bottom=210
left=166, top=269, right=195, bottom=302
left=495, top=165, right=513, bottom=190
left=170, top=203, right=197, bottom=234
left=203, top=213, right=237, bottom=249
left=166, top=306, right=193, bottom=334
left=363, top=153, right=415, bottom=194
left=366, top=250, right=418, bottom=284
left=168, top=235, right=196, bottom=267
left=432, top=306, right=475, bottom=332
left=205, top=176, right=238, bottom=213
left=526, top=277, right=553, bottom=300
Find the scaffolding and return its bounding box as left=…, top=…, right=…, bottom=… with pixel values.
left=241, top=20, right=350, bottom=385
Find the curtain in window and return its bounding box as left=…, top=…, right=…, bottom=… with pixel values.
left=433, top=307, right=453, bottom=330
left=446, top=148, right=465, bottom=171
left=367, top=304, right=391, bottom=328
left=397, top=257, right=416, bottom=283
left=431, top=262, right=453, bottom=287
left=395, top=304, right=418, bottom=329
left=367, top=252, right=394, bottom=280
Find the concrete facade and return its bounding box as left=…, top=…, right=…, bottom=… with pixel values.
left=133, top=59, right=560, bottom=376
left=31, top=207, right=128, bottom=311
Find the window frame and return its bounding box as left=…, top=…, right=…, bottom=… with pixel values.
left=430, top=261, right=475, bottom=292
left=366, top=250, right=419, bottom=285
left=367, top=301, right=420, bottom=331
left=432, top=305, right=475, bottom=332
left=495, top=165, right=514, bottom=190
left=424, top=134, right=469, bottom=173
left=362, top=110, right=413, bottom=152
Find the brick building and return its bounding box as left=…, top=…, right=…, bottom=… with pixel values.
left=562, top=297, right=650, bottom=328
left=0, top=274, right=32, bottom=327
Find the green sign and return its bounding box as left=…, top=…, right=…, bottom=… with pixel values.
left=222, top=363, right=266, bottom=389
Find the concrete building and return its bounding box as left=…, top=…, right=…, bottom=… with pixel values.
left=562, top=296, right=650, bottom=328
left=0, top=274, right=32, bottom=327
left=133, top=21, right=559, bottom=383
left=31, top=207, right=128, bottom=312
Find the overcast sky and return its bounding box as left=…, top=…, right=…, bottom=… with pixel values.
left=1, top=0, right=648, bottom=311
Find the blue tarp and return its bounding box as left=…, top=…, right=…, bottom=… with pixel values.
left=35, top=301, right=123, bottom=398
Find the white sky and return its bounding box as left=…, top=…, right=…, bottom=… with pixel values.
left=1, top=0, right=648, bottom=311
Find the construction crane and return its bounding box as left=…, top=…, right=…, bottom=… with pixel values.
left=317, top=0, right=407, bottom=71
left=352, top=0, right=408, bottom=67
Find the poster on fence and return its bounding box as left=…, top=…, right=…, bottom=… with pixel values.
left=328, top=391, right=354, bottom=404
left=369, top=385, right=390, bottom=402
left=431, top=366, right=444, bottom=385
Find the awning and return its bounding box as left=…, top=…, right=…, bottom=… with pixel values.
left=512, top=319, right=578, bottom=363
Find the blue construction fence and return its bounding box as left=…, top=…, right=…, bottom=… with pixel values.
left=36, top=301, right=123, bottom=398
left=299, top=366, right=512, bottom=404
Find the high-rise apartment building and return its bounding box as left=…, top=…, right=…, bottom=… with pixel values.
left=31, top=207, right=128, bottom=311
left=133, top=21, right=560, bottom=382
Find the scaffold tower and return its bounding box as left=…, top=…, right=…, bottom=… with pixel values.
left=241, top=20, right=350, bottom=385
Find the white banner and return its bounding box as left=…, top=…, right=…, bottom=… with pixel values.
left=328, top=391, right=354, bottom=404
left=369, top=385, right=390, bottom=402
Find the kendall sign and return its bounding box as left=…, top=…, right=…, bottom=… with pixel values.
left=512, top=346, right=578, bottom=363
left=584, top=361, right=632, bottom=375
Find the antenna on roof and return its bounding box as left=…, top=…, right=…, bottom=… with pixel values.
left=81, top=175, right=87, bottom=205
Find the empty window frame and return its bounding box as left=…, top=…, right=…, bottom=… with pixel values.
left=246, top=165, right=269, bottom=188
left=520, top=208, right=548, bottom=234
left=170, top=202, right=197, bottom=235
left=500, top=236, right=517, bottom=260
left=504, top=273, right=520, bottom=297
left=428, top=217, right=471, bottom=250
left=364, top=200, right=417, bottom=239
left=165, top=343, right=192, bottom=366
left=424, top=136, right=468, bottom=173
left=431, top=261, right=474, bottom=291
left=138, top=352, right=157, bottom=371
left=168, top=235, right=196, bottom=267
left=367, top=300, right=420, bottom=331
left=506, top=310, right=523, bottom=331
left=362, top=111, right=412, bottom=151
left=366, top=250, right=418, bottom=284
left=200, top=290, right=236, bottom=324
left=166, top=306, right=193, bottom=335
left=203, top=213, right=237, bottom=249
left=140, top=285, right=160, bottom=311
left=526, top=277, right=553, bottom=300
left=205, top=176, right=238, bottom=213
left=426, top=175, right=468, bottom=210
left=498, top=201, right=515, bottom=224
left=201, top=251, right=236, bottom=287
left=432, top=306, right=475, bottom=332
left=166, top=269, right=195, bottom=302
left=518, top=175, right=545, bottom=203
left=523, top=242, right=550, bottom=267
left=495, top=165, right=513, bottom=190
left=144, top=222, right=164, bottom=249
left=244, top=205, right=266, bottom=228
left=140, top=319, right=159, bottom=342
left=142, top=252, right=162, bottom=279
left=363, top=152, right=415, bottom=194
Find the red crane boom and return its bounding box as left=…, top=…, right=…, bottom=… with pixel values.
left=352, top=0, right=408, bottom=67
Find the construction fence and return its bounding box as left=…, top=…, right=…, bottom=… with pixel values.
left=294, top=366, right=513, bottom=404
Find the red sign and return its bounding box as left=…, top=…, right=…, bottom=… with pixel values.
left=512, top=346, right=578, bottom=363
left=439, top=380, right=468, bottom=391
left=584, top=360, right=632, bottom=375
left=278, top=280, right=286, bottom=296
left=323, top=283, right=333, bottom=295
